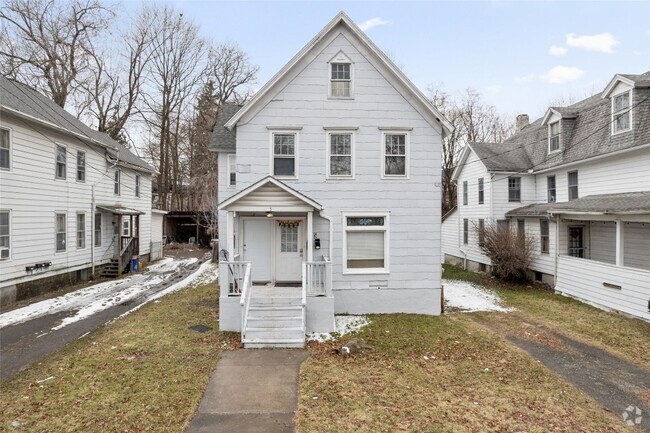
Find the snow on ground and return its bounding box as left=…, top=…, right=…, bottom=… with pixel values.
left=307, top=315, right=370, bottom=342
left=443, top=279, right=515, bottom=313
left=0, top=257, right=202, bottom=329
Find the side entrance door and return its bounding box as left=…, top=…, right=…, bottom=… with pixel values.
left=275, top=222, right=303, bottom=282
left=243, top=219, right=273, bottom=283
left=568, top=226, right=584, bottom=258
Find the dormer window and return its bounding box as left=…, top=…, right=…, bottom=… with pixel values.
left=331, top=63, right=351, bottom=97
left=612, top=91, right=631, bottom=134
left=549, top=121, right=561, bottom=152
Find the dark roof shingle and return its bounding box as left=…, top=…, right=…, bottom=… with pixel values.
left=507, top=191, right=650, bottom=216
left=209, top=103, right=242, bottom=152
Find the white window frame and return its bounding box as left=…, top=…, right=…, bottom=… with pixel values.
left=568, top=170, right=579, bottom=200
left=342, top=211, right=390, bottom=275
left=328, top=59, right=353, bottom=99
left=114, top=169, right=121, bottom=196
left=381, top=131, right=409, bottom=179
left=122, top=218, right=131, bottom=237
left=548, top=120, right=561, bottom=153
left=135, top=174, right=141, bottom=197
left=462, top=181, right=468, bottom=206
left=547, top=175, right=556, bottom=203
left=612, top=90, right=632, bottom=135
left=0, top=210, right=10, bottom=260
left=76, top=150, right=86, bottom=183
left=76, top=212, right=86, bottom=249
left=227, top=154, right=237, bottom=187
left=270, top=131, right=298, bottom=179
left=478, top=178, right=484, bottom=204
left=94, top=212, right=102, bottom=247
left=55, top=212, right=66, bottom=253
left=326, top=131, right=355, bottom=179
left=55, top=144, right=67, bottom=180
left=0, top=126, right=12, bottom=171
left=508, top=176, right=521, bottom=202
left=540, top=219, right=550, bottom=254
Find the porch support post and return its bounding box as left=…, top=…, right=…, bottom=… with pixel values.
left=615, top=218, right=624, bottom=266
left=307, top=210, right=313, bottom=262
left=227, top=210, right=235, bottom=261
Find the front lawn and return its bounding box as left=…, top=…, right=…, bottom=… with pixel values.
left=0, top=280, right=237, bottom=433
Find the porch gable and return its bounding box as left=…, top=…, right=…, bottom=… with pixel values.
left=218, top=176, right=322, bottom=212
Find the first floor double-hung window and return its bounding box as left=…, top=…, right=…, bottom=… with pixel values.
left=344, top=214, right=388, bottom=273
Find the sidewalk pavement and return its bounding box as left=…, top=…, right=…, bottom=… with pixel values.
left=185, top=349, right=309, bottom=433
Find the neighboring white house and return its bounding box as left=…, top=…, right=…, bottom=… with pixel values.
left=0, top=75, right=155, bottom=306
left=209, top=12, right=452, bottom=347
left=442, top=71, right=650, bottom=321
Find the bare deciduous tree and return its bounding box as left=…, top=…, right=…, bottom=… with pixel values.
left=0, top=0, right=114, bottom=108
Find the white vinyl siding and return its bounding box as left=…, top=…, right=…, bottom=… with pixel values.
left=382, top=132, right=408, bottom=178
left=94, top=213, right=102, bottom=247
left=0, top=127, right=10, bottom=170
left=272, top=132, right=297, bottom=178
left=330, top=62, right=351, bottom=98
left=76, top=213, right=85, bottom=249
left=55, top=213, right=66, bottom=252
left=76, top=151, right=86, bottom=182
left=548, top=121, right=561, bottom=152
left=55, top=144, right=66, bottom=180
left=612, top=91, right=631, bottom=134
left=0, top=211, right=9, bottom=260
left=343, top=213, right=389, bottom=274
left=114, top=169, right=121, bottom=195
left=227, top=154, right=236, bottom=187
left=327, top=132, right=353, bottom=178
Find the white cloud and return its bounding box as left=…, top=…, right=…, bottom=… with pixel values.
left=515, top=74, right=535, bottom=83
left=358, top=17, right=390, bottom=31
left=541, top=66, right=585, bottom=84
left=549, top=45, right=568, bottom=56
left=566, top=32, right=619, bottom=53
left=486, top=84, right=502, bottom=94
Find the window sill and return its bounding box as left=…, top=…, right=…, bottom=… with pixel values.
left=343, top=269, right=390, bottom=275
left=381, top=175, right=409, bottom=180
left=547, top=149, right=562, bottom=155
left=273, top=176, right=298, bottom=180
left=328, top=96, right=354, bottom=100
left=326, top=176, right=354, bottom=180
left=611, top=128, right=631, bottom=136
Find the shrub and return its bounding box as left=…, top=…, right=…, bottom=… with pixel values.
left=475, top=221, right=536, bottom=282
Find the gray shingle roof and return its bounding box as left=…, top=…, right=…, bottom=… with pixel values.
left=507, top=191, right=650, bottom=217
left=470, top=71, right=650, bottom=173
left=209, top=103, right=242, bottom=152
left=0, top=75, right=153, bottom=172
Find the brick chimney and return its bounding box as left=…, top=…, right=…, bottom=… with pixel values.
left=515, top=114, right=529, bottom=132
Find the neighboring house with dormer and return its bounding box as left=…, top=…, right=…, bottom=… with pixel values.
left=0, top=76, right=155, bottom=306
left=442, top=71, right=650, bottom=321
left=208, top=12, right=452, bottom=347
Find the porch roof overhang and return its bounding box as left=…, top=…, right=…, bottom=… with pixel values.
left=96, top=205, right=145, bottom=215
left=506, top=191, right=650, bottom=218
left=218, top=176, right=323, bottom=212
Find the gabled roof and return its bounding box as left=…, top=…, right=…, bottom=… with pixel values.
left=602, top=71, right=650, bottom=98
left=541, top=107, right=578, bottom=125
left=506, top=191, right=650, bottom=217
left=0, top=75, right=153, bottom=172
left=209, top=103, right=242, bottom=152
left=218, top=176, right=323, bottom=211
left=224, top=11, right=453, bottom=137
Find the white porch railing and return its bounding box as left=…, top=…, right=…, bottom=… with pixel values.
left=222, top=261, right=249, bottom=295
left=239, top=262, right=253, bottom=341
left=304, top=259, right=332, bottom=297
left=556, top=255, right=650, bottom=321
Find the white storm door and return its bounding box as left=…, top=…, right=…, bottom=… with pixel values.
left=243, top=219, right=272, bottom=282
left=275, top=222, right=303, bottom=282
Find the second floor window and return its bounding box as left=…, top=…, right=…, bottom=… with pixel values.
left=329, top=133, right=353, bottom=177
left=547, top=175, right=556, bottom=203
left=478, top=178, right=484, bottom=204
left=568, top=171, right=579, bottom=200
left=227, top=154, right=236, bottom=186
left=508, top=177, right=521, bottom=202
left=55, top=145, right=66, bottom=179
left=273, top=133, right=297, bottom=177
left=612, top=91, right=631, bottom=134
left=114, top=169, right=121, bottom=195
left=330, top=63, right=351, bottom=97
left=135, top=174, right=141, bottom=197
left=0, top=128, right=10, bottom=170
left=76, top=151, right=86, bottom=182
left=549, top=121, right=561, bottom=152
left=383, top=133, right=407, bottom=177
left=462, top=181, right=468, bottom=205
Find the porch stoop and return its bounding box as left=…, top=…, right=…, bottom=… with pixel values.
left=242, top=286, right=306, bottom=349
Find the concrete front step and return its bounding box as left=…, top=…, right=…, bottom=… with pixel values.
left=247, top=305, right=303, bottom=316
left=249, top=297, right=303, bottom=306
left=243, top=338, right=305, bottom=349
left=247, top=316, right=303, bottom=328
left=244, top=326, right=304, bottom=341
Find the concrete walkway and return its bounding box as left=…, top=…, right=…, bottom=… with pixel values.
left=185, top=349, right=309, bottom=433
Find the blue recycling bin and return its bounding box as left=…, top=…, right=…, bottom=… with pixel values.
left=131, top=258, right=139, bottom=272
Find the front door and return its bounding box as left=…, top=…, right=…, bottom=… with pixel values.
left=243, top=219, right=273, bottom=283
left=275, top=221, right=303, bottom=282
left=568, top=226, right=584, bottom=258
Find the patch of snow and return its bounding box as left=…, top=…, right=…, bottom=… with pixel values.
left=306, top=315, right=370, bottom=342
left=443, top=279, right=515, bottom=313
left=145, top=257, right=174, bottom=271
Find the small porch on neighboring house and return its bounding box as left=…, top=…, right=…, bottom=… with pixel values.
left=550, top=192, right=650, bottom=321
left=217, top=177, right=335, bottom=348
left=96, top=205, right=143, bottom=278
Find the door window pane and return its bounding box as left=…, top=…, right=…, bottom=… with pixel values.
left=280, top=225, right=298, bottom=253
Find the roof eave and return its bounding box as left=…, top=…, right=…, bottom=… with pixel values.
left=601, top=74, right=636, bottom=98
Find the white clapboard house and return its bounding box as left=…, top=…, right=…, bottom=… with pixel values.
left=209, top=12, right=452, bottom=347
left=442, top=71, right=650, bottom=321
left=0, top=75, right=155, bottom=306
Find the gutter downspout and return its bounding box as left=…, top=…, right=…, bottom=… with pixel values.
left=552, top=212, right=559, bottom=287
left=91, top=151, right=119, bottom=278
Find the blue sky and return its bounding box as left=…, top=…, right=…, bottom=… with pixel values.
left=126, top=0, right=650, bottom=120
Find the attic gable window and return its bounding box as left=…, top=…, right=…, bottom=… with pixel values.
left=612, top=91, right=631, bottom=134
left=548, top=121, right=561, bottom=152
left=330, top=62, right=351, bottom=98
